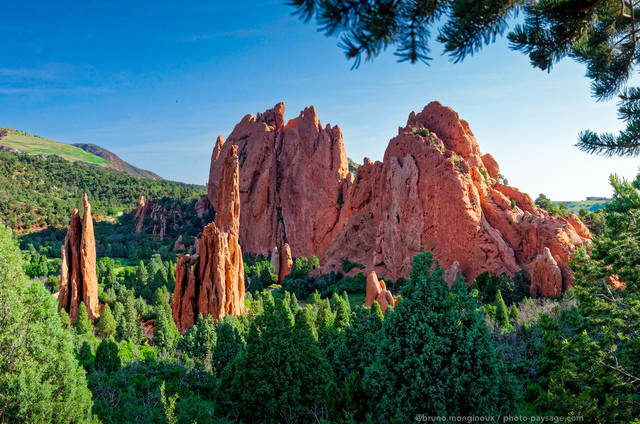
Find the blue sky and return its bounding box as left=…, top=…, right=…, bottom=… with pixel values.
left=2, top=0, right=639, bottom=200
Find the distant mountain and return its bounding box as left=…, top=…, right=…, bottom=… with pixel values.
left=0, top=127, right=162, bottom=180
left=347, top=157, right=360, bottom=174
left=0, top=127, right=111, bottom=166
left=73, top=143, right=162, bottom=180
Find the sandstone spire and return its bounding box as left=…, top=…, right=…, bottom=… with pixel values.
left=59, top=194, right=100, bottom=323
left=172, top=146, right=245, bottom=333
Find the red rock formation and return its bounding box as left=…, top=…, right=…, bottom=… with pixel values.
left=172, top=147, right=245, bottom=333
left=173, top=235, right=186, bottom=252
left=531, top=248, right=563, bottom=297
left=364, top=271, right=382, bottom=306
left=206, top=103, right=351, bottom=260
left=444, top=262, right=461, bottom=287
left=606, top=274, right=626, bottom=290
left=278, top=243, right=293, bottom=283
left=132, top=196, right=148, bottom=233
left=59, top=194, right=100, bottom=323
left=364, top=271, right=397, bottom=313
left=204, top=102, right=592, bottom=295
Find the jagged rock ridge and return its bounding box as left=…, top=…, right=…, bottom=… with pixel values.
left=172, top=146, right=245, bottom=333
left=204, top=102, right=592, bottom=295
left=59, top=194, right=100, bottom=323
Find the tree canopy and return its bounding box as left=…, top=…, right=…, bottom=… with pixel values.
left=287, top=0, right=640, bottom=157
left=0, top=223, right=93, bottom=423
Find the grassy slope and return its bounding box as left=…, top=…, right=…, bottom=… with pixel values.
left=553, top=200, right=610, bottom=213
left=73, top=143, right=162, bottom=180
left=0, top=129, right=110, bottom=166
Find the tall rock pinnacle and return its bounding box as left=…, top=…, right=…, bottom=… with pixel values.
left=59, top=194, right=100, bottom=323
left=172, top=146, right=245, bottom=333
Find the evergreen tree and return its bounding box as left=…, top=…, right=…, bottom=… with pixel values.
left=316, top=298, right=334, bottom=334
left=193, top=314, right=216, bottom=361
left=0, top=223, right=94, bottom=423
left=216, top=300, right=332, bottom=423
left=370, top=300, right=384, bottom=325
left=342, top=291, right=351, bottom=314
left=258, top=263, right=277, bottom=288
left=176, top=314, right=216, bottom=364
left=311, top=290, right=321, bottom=305
left=167, top=260, right=176, bottom=285
left=98, top=303, right=117, bottom=338
left=94, top=338, right=120, bottom=373
left=334, top=297, right=350, bottom=329
left=509, top=304, right=519, bottom=324
left=104, top=265, right=117, bottom=288
left=76, top=341, right=94, bottom=371
left=112, top=301, right=125, bottom=324
left=288, top=0, right=640, bottom=157
left=363, top=250, right=515, bottom=422
left=74, top=301, right=94, bottom=336
left=152, top=286, right=168, bottom=306
left=117, top=294, right=143, bottom=343
left=59, top=308, right=71, bottom=329
left=154, top=301, right=180, bottom=355
left=289, top=292, right=300, bottom=314
left=344, top=371, right=367, bottom=422
left=495, top=289, right=509, bottom=327
left=97, top=260, right=107, bottom=285
left=212, top=322, right=245, bottom=376
left=329, top=292, right=342, bottom=312
left=137, top=260, right=148, bottom=285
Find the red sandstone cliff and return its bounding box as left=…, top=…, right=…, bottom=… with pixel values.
left=59, top=194, right=100, bottom=323
left=172, top=146, right=245, bottom=333
left=204, top=102, right=592, bottom=296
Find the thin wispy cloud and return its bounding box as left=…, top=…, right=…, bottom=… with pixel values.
left=0, top=86, right=115, bottom=96
left=176, top=28, right=261, bottom=43
left=0, top=67, right=57, bottom=80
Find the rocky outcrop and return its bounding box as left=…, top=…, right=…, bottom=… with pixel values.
left=132, top=196, right=148, bottom=233
left=59, top=194, right=100, bottom=323
left=531, top=248, right=563, bottom=297
left=206, top=103, right=350, bottom=260
left=172, top=147, right=245, bottom=333
left=173, top=235, right=186, bottom=252
left=278, top=243, right=293, bottom=283
left=444, top=262, right=461, bottom=287
left=606, top=274, right=626, bottom=290
left=364, top=271, right=397, bottom=313
left=204, top=102, right=592, bottom=295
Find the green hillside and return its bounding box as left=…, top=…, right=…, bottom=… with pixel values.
left=553, top=200, right=610, bottom=214
left=73, top=143, right=163, bottom=179
left=0, top=128, right=110, bottom=166
left=0, top=150, right=205, bottom=231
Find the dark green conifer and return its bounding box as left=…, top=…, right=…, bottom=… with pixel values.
left=74, top=302, right=93, bottom=336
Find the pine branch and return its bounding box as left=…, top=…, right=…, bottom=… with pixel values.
left=577, top=87, right=640, bottom=157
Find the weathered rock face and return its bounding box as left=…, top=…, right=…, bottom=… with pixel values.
left=206, top=103, right=351, bottom=260
left=59, top=194, right=100, bottom=323
left=133, top=196, right=148, bottom=233
left=173, top=235, right=186, bottom=252
left=204, top=102, right=592, bottom=295
left=531, top=247, right=563, bottom=297
left=444, top=262, right=461, bottom=287
left=606, top=274, right=626, bottom=290
left=278, top=243, right=293, bottom=283
left=364, top=271, right=397, bottom=313
left=172, top=147, right=245, bottom=333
